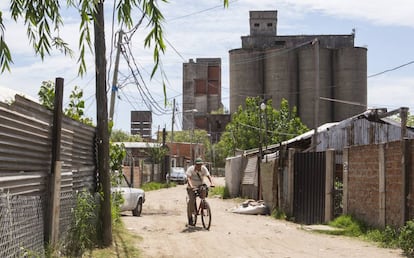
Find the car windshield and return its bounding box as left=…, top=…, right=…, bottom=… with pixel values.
left=171, top=167, right=185, bottom=174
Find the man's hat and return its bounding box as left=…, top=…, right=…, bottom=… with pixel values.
left=195, top=157, right=203, bottom=164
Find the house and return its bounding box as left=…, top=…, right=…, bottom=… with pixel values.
left=225, top=107, right=414, bottom=225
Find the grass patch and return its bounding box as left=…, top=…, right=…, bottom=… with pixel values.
left=327, top=215, right=366, bottom=237
left=209, top=185, right=230, bottom=199
left=271, top=208, right=287, bottom=220
left=316, top=215, right=414, bottom=257
left=86, top=222, right=142, bottom=258
left=141, top=182, right=176, bottom=191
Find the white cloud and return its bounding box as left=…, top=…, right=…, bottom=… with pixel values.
left=280, top=0, right=414, bottom=28
left=2, top=0, right=414, bottom=133
left=368, top=75, right=414, bottom=110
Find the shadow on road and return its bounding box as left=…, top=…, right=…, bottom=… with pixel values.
left=181, top=225, right=207, bottom=233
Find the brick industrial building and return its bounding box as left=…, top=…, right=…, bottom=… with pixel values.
left=182, top=58, right=230, bottom=143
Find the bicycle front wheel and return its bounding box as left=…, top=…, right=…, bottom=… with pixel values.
left=201, top=200, right=211, bottom=230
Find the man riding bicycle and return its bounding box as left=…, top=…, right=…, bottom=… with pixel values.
left=186, top=157, right=214, bottom=225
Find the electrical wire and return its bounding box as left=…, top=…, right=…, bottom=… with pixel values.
left=368, top=60, right=414, bottom=78
left=122, top=40, right=169, bottom=114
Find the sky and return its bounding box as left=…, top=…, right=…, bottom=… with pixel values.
left=1, top=0, right=414, bottom=137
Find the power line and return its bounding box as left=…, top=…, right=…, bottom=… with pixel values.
left=167, top=0, right=239, bottom=22
left=368, top=60, right=414, bottom=78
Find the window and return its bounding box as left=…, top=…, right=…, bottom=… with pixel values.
left=254, top=23, right=260, bottom=27
left=267, top=23, right=273, bottom=27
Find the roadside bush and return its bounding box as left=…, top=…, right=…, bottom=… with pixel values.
left=271, top=208, right=287, bottom=220
left=365, top=226, right=399, bottom=248
left=209, top=185, right=230, bottom=199
left=328, top=215, right=366, bottom=237
left=63, top=190, right=98, bottom=257
left=399, top=220, right=414, bottom=257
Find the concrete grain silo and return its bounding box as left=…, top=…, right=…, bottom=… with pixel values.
left=229, top=49, right=264, bottom=112
left=264, top=48, right=298, bottom=109
left=333, top=47, right=367, bottom=121
left=318, top=48, right=334, bottom=126
left=229, top=10, right=367, bottom=128
left=298, top=46, right=333, bottom=128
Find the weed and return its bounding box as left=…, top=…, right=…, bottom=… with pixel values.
left=63, top=190, right=98, bottom=257
left=399, top=220, right=414, bottom=257
left=271, top=208, right=287, bottom=220
left=328, top=215, right=366, bottom=237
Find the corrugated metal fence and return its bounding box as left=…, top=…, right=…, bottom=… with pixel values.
left=293, top=151, right=326, bottom=224
left=0, top=95, right=96, bottom=257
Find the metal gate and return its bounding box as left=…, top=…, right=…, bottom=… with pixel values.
left=293, top=152, right=326, bottom=224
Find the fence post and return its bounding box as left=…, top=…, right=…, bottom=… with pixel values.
left=378, top=143, right=386, bottom=228
left=325, top=149, right=335, bottom=223
left=47, top=77, right=64, bottom=246
left=287, top=148, right=295, bottom=216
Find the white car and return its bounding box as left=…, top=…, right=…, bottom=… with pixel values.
left=166, top=167, right=187, bottom=184
left=112, top=175, right=145, bottom=216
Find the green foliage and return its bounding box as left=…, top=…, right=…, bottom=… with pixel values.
left=209, top=185, right=230, bottom=199
left=365, top=226, right=399, bottom=248
left=64, top=190, right=98, bottom=257
left=218, top=97, right=308, bottom=157
left=109, top=142, right=126, bottom=175
left=141, top=181, right=174, bottom=191
left=64, top=85, right=93, bottom=125
left=328, top=215, right=366, bottom=237
left=324, top=215, right=414, bottom=255
left=110, top=129, right=143, bottom=142
left=399, top=220, right=414, bottom=257
left=210, top=107, right=227, bottom=114
left=271, top=208, right=287, bottom=220
left=38, top=81, right=55, bottom=110
left=146, top=143, right=168, bottom=164
left=37, top=81, right=93, bottom=125
left=109, top=142, right=127, bottom=223
left=2, top=0, right=172, bottom=76
left=391, top=111, right=414, bottom=127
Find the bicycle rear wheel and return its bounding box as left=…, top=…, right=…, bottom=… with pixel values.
left=201, top=200, right=211, bottom=230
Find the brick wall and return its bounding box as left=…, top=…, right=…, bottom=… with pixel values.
left=123, top=166, right=142, bottom=187
left=384, top=141, right=404, bottom=227
left=408, top=140, right=414, bottom=221
left=346, top=140, right=414, bottom=228
left=348, top=144, right=380, bottom=226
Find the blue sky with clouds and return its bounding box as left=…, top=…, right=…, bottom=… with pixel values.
left=1, top=0, right=413, bottom=136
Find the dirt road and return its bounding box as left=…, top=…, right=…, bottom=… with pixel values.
left=122, top=177, right=403, bottom=258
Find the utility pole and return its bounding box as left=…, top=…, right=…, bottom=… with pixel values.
left=109, top=30, right=123, bottom=122
left=171, top=99, right=175, bottom=144
left=168, top=99, right=175, bottom=182
left=94, top=1, right=112, bottom=246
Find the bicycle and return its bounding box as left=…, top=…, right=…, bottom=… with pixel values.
left=187, top=184, right=213, bottom=230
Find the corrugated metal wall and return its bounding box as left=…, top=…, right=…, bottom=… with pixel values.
left=293, top=151, right=326, bottom=224
left=0, top=94, right=97, bottom=254
left=0, top=95, right=96, bottom=194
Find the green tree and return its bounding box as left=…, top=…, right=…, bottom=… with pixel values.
left=218, top=97, right=308, bottom=158
left=38, top=80, right=55, bottom=110
left=391, top=111, right=414, bottom=127
left=38, top=80, right=93, bottom=124
left=65, top=85, right=93, bottom=125
left=110, top=129, right=142, bottom=142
